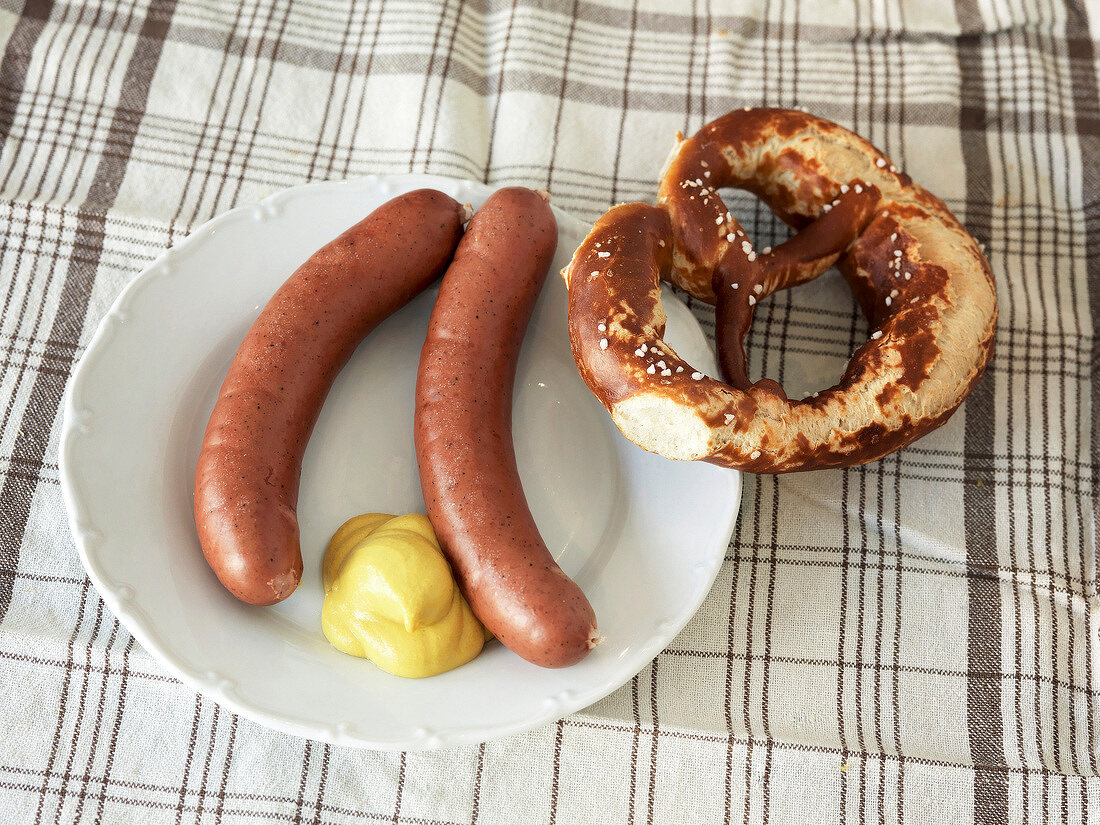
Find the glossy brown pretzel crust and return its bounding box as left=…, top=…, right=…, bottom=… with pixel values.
left=563, top=108, right=997, bottom=472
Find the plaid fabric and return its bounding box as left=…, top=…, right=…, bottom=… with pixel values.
left=0, top=0, right=1098, bottom=821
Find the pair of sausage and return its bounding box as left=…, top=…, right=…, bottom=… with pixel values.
left=193, top=186, right=597, bottom=668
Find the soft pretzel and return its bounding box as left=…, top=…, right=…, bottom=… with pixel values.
left=563, top=108, right=997, bottom=472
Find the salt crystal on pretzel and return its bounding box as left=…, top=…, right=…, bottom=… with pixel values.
left=562, top=108, right=997, bottom=472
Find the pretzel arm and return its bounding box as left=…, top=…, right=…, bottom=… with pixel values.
left=713, top=184, right=880, bottom=389
left=760, top=183, right=881, bottom=295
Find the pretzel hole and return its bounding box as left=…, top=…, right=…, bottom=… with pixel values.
left=742, top=270, right=871, bottom=399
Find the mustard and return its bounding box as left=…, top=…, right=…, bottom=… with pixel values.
left=321, top=513, right=487, bottom=678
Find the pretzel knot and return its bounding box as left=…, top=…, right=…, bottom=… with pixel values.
left=563, top=108, right=997, bottom=472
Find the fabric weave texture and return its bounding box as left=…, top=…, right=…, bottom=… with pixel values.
left=0, top=0, right=1097, bottom=822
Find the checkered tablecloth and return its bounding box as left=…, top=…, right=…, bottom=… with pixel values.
left=1, top=0, right=1098, bottom=822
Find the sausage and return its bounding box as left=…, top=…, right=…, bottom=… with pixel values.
left=195, top=189, right=468, bottom=605
left=414, top=187, right=600, bottom=668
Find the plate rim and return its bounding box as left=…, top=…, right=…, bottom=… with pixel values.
left=59, top=173, right=742, bottom=750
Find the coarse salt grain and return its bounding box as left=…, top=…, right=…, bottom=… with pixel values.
left=840, top=184, right=849, bottom=194
left=762, top=246, right=772, bottom=254
left=657, top=360, right=666, bottom=369
left=753, top=284, right=763, bottom=294
left=597, top=251, right=610, bottom=258
left=747, top=251, right=757, bottom=262
left=855, top=184, right=863, bottom=194
left=700, top=160, right=708, bottom=167
left=822, top=204, right=832, bottom=212
left=724, top=414, right=735, bottom=424
left=715, top=216, right=724, bottom=225
left=871, top=330, right=883, bottom=339
left=750, top=450, right=761, bottom=460
left=597, top=323, right=606, bottom=331
left=890, top=233, right=897, bottom=241
left=676, top=366, right=684, bottom=372
left=661, top=369, right=672, bottom=376
left=741, top=240, right=752, bottom=253
left=658, top=239, right=665, bottom=247
left=731, top=283, right=739, bottom=289
left=726, top=233, right=735, bottom=242
left=890, top=289, right=899, bottom=298
left=691, top=371, right=703, bottom=380
left=647, top=364, right=656, bottom=374
left=904, top=272, right=912, bottom=280
left=641, top=343, right=648, bottom=353
left=748, top=295, right=757, bottom=306
left=876, top=158, right=886, bottom=167
left=885, top=296, right=892, bottom=306
left=894, top=250, right=902, bottom=257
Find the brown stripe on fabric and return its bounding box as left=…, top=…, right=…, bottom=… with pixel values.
left=192, top=703, right=221, bottom=822
left=166, top=0, right=252, bottom=242
left=890, top=451, right=905, bottom=823
left=544, top=0, right=578, bottom=195
left=213, top=714, right=238, bottom=825
left=174, top=695, right=204, bottom=824
left=291, top=739, right=311, bottom=825
left=0, top=0, right=54, bottom=147
left=32, top=580, right=93, bottom=825
left=647, top=656, right=659, bottom=825
left=482, top=0, right=515, bottom=180
left=0, top=0, right=104, bottom=534
left=469, top=743, right=484, bottom=824
left=186, top=0, right=286, bottom=225
left=303, top=0, right=362, bottom=181
left=91, top=633, right=134, bottom=824
left=1064, top=0, right=1100, bottom=780
left=208, top=0, right=297, bottom=214
left=607, top=0, right=638, bottom=205
left=309, top=744, right=330, bottom=825
left=338, top=0, right=387, bottom=179
left=991, top=7, right=1055, bottom=794
left=391, top=752, right=406, bottom=824
left=4, top=0, right=94, bottom=197
left=887, top=4, right=908, bottom=813
left=548, top=720, right=564, bottom=825
left=955, top=4, right=1009, bottom=820
left=20, top=0, right=140, bottom=204
left=0, top=0, right=178, bottom=625
left=1020, top=12, right=1064, bottom=783
left=740, top=477, right=765, bottom=825
left=66, top=604, right=116, bottom=824
left=627, top=675, right=641, bottom=824
left=423, top=0, right=464, bottom=173
left=0, top=0, right=112, bottom=506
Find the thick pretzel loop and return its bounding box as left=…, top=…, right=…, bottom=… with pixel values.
left=563, top=108, right=997, bottom=472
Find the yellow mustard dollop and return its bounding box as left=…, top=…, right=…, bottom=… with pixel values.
left=321, top=513, right=487, bottom=678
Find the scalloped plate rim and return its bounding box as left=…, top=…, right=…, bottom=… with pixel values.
left=59, top=173, right=742, bottom=750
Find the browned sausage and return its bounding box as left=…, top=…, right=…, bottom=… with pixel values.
left=195, top=189, right=467, bottom=605
left=414, top=187, right=599, bottom=668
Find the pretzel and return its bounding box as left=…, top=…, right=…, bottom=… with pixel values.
left=563, top=108, right=997, bottom=472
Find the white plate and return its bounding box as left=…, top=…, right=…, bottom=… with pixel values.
left=60, top=174, right=741, bottom=750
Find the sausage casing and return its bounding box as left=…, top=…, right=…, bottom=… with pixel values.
left=415, top=187, right=599, bottom=668
left=195, top=189, right=467, bottom=605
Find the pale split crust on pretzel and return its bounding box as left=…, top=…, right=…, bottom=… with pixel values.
left=563, top=108, right=997, bottom=472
